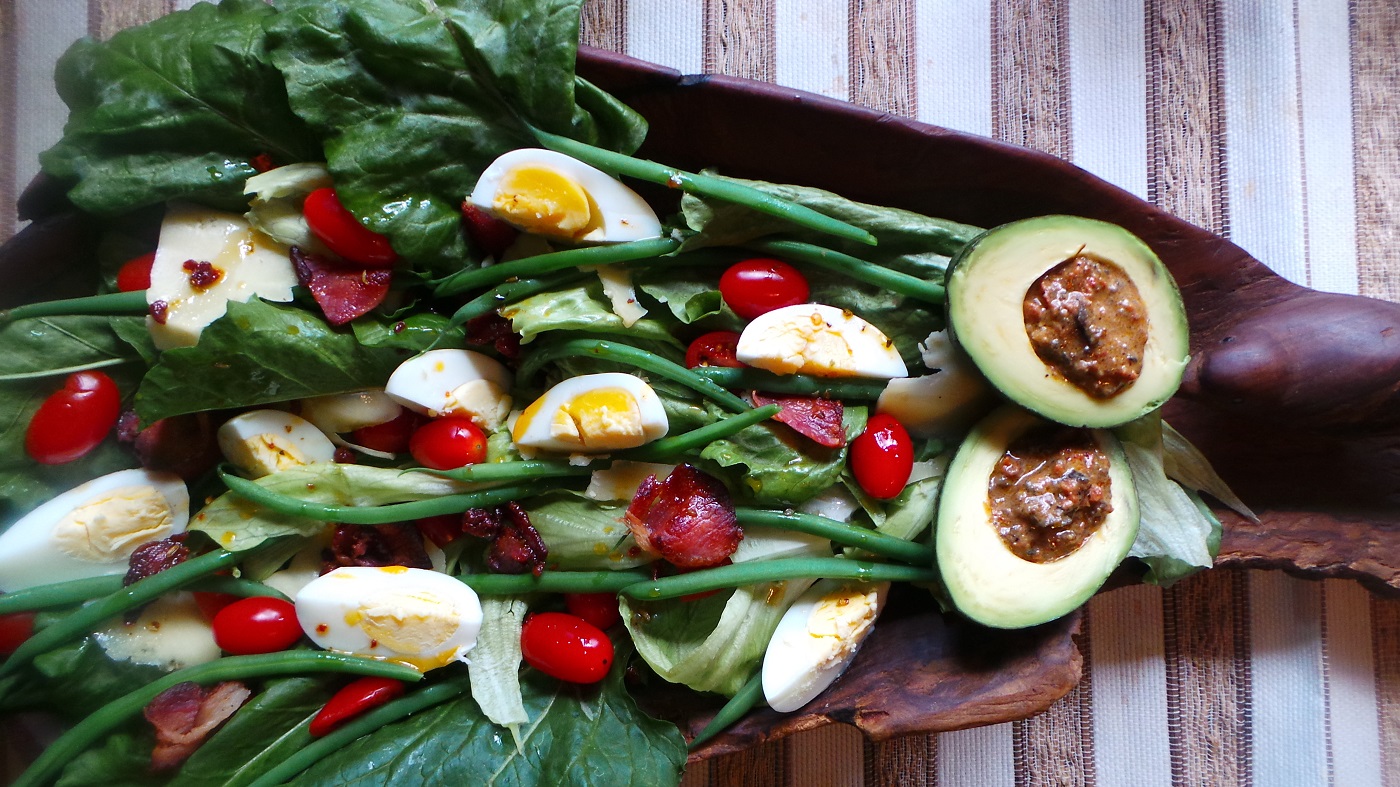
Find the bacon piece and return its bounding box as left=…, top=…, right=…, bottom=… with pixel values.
left=464, top=312, right=521, bottom=361
left=322, top=524, right=432, bottom=573
left=132, top=412, right=223, bottom=481
left=460, top=503, right=549, bottom=574
left=751, top=391, right=846, bottom=448
left=460, top=202, right=519, bottom=259
left=624, top=464, right=741, bottom=569
left=291, top=246, right=392, bottom=325
left=144, top=681, right=251, bottom=771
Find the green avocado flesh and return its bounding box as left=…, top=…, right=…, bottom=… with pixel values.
left=935, top=405, right=1140, bottom=629
left=946, top=215, right=1189, bottom=428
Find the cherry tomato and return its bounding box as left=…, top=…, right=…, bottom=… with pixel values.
left=409, top=417, right=488, bottom=470
left=193, top=591, right=240, bottom=623
left=685, top=331, right=744, bottom=369
left=25, top=371, right=122, bottom=465
left=115, top=252, right=155, bottom=292
left=211, top=597, right=303, bottom=655
left=849, top=413, right=915, bottom=500
left=416, top=514, right=464, bottom=548
left=460, top=202, right=520, bottom=259
left=309, top=676, right=406, bottom=737
left=303, top=187, right=398, bottom=268
left=521, top=612, right=614, bottom=684
left=564, top=592, right=621, bottom=630
left=718, top=257, right=809, bottom=320
left=0, top=611, right=35, bottom=655
left=349, top=409, right=421, bottom=454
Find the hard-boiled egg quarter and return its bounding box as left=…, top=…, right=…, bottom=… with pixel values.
left=299, top=390, right=403, bottom=436
left=512, top=373, right=668, bottom=454
left=762, top=579, right=890, bottom=713
left=0, top=469, right=189, bottom=592
left=295, top=566, right=483, bottom=672
left=736, top=303, right=908, bottom=379
left=385, top=349, right=513, bottom=431
left=217, top=410, right=337, bottom=478
left=467, top=149, right=663, bottom=243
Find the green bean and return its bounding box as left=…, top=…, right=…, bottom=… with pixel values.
left=219, top=473, right=562, bottom=524
left=446, top=270, right=590, bottom=327
left=245, top=675, right=471, bottom=787
left=516, top=337, right=750, bottom=413
left=688, top=670, right=764, bottom=751
left=532, top=129, right=878, bottom=247
left=186, top=575, right=291, bottom=603
left=691, top=367, right=889, bottom=400
left=734, top=508, right=934, bottom=565
left=0, top=290, right=149, bottom=325
left=620, top=557, right=937, bottom=600
left=419, top=460, right=591, bottom=484
left=0, top=548, right=243, bottom=679
left=14, top=651, right=422, bottom=787
left=0, top=575, right=125, bottom=615
left=746, top=239, right=946, bottom=304
left=434, top=236, right=679, bottom=298
left=621, top=405, right=780, bottom=460
left=457, top=569, right=652, bottom=595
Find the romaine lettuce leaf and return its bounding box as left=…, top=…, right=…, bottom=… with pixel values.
left=701, top=406, right=868, bottom=506
left=468, top=597, right=530, bottom=738
left=1117, top=414, right=1219, bottom=586
left=522, top=491, right=649, bottom=570
left=501, top=283, right=681, bottom=347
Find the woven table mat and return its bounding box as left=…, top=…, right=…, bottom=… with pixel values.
left=2, top=2, right=1397, bottom=786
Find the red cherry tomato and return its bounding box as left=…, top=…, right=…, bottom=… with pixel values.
left=309, top=676, right=406, bottom=737
left=409, top=417, right=487, bottom=470
left=850, top=413, right=915, bottom=500
left=718, top=257, right=809, bottom=320
left=115, top=252, right=155, bottom=292
left=0, top=611, right=35, bottom=655
left=520, top=612, right=614, bottom=684
left=211, top=597, right=303, bottom=655
left=349, top=409, right=421, bottom=454
left=193, top=591, right=240, bottom=623
left=564, top=592, right=621, bottom=630
left=303, top=187, right=398, bottom=268
left=685, top=331, right=744, bottom=369
left=25, top=371, right=122, bottom=465
left=415, top=514, right=464, bottom=548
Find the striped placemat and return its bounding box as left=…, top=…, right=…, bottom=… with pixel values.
left=2, top=2, right=1397, bottom=786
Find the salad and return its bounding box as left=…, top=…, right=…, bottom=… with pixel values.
left=0, top=1, right=1250, bottom=785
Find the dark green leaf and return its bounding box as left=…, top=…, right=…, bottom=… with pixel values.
left=55, top=731, right=161, bottom=787
left=701, top=407, right=868, bottom=506
left=171, top=678, right=330, bottom=787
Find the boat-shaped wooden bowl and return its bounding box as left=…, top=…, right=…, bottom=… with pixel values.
left=571, top=47, right=1400, bottom=758
left=5, top=46, right=1398, bottom=768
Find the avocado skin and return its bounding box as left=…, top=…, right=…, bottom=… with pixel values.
left=935, top=405, right=1140, bottom=629
left=945, top=215, right=1189, bottom=429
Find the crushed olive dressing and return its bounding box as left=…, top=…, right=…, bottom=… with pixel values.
left=988, top=426, right=1113, bottom=563
left=1023, top=255, right=1148, bottom=398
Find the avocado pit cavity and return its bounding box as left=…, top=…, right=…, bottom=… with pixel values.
left=988, top=425, right=1113, bottom=563
left=1022, top=255, right=1148, bottom=399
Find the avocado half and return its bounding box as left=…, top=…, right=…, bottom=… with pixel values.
left=946, top=215, right=1189, bottom=428
left=935, top=405, right=1139, bottom=629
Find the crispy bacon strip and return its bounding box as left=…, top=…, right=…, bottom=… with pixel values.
left=464, top=312, right=521, bottom=361
left=291, top=246, right=392, bottom=325
left=322, top=524, right=433, bottom=573
left=461, top=503, right=549, bottom=574
left=144, top=681, right=251, bottom=771
left=624, top=464, right=741, bottom=568
left=750, top=391, right=846, bottom=448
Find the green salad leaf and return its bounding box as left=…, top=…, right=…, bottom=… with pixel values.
left=701, top=406, right=867, bottom=506
left=288, top=646, right=686, bottom=786
left=266, top=0, right=647, bottom=274
left=1118, top=414, right=1219, bottom=586
left=521, top=491, right=649, bottom=570
left=468, top=597, right=530, bottom=737
left=502, top=283, right=682, bottom=348
left=41, top=0, right=319, bottom=214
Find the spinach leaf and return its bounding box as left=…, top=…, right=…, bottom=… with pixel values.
left=41, top=0, right=319, bottom=214
left=134, top=299, right=419, bottom=424
left=701, top=406, right=868, bottom=506
left=172, top=678, right=329, bottom=787
left=266, top=0, right=647, bottom=275
left=54, top=731, right=159, bottom=787
left=4, top=629, right=163, bottom=719
left=0, top=316, right=146, bottom=381
left=289, top=646, right=686, bottom=786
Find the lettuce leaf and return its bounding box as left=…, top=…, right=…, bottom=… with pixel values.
left=522, top=491, right=649, bottom=570
left=701, top=406, right=868, bottom=506
left=1118, top=414, right=1219, bottom=586
left=501, top=283, right=682, bottom=348
left=468, top=597, right=530, bottom=738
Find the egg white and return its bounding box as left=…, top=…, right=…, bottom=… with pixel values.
left=467, top=148, right=662, bottom=243
left=384, top=349, right=513, bottom=430
left=0, top=469, right=189, bottom=592
left=217, top=410, right=338, bottom=478
left=735, top=303, right=908, bottom=379
left=512, top=373, right=668, bottom=454
left=299, top=389, right=403, bottom=436
left=762, top=579, right=890, bottom=713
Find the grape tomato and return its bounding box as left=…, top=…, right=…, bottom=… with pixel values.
left=685, top=331, right=744, bottom=369
left=115, top=252, right=155, bottom=292
left=309, top=676, right=406, bottom=737
left=850, top=413, right=914, bottom=500
left=350, top=409, right=421, bottom=454
left=303, top=187, right=399, bottom=268
left=211, top=597, right=302, bottom=655
left=25, top=371, right=122, bottom=465
left=409, top=417, right=488, bottom=470
left=564, top=592, right=621, bottom=630
left=520, top=612, right=614, bottom=684
left=718, top=257, right=809, bottom=320
left=0, top=611, right=35, bottom=655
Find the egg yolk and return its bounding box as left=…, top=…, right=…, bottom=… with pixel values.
left=233, top=434, right=309, bottom=475
left=493, top=166, right=597, bottom=239
left=752, top=310, right=862, bottom=376
left=344, top=589, right=462, bottom=670
left=514, top=387, right=645, bottom=450
left=51, top=485, right=176, bottom=562
left=806, top=586, right=879, bottom=668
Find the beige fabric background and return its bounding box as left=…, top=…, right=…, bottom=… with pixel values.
left=1, top=2, right=1397, bottom=786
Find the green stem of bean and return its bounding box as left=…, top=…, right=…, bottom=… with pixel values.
left=691, top=367, right=889, bottom=400
left=218, top=473, right=560, bottom=524
left=621, top=557, right=937, bottom=600
left=688, top=670, right=765, bottom=751
left=457, top=569, right=652, bottom=595
left=0, top=575, right=125, bottom=615
left=734, top=509, right=934, bottom=565
left=516, top=337, right=750, bottom=413
left=434, top=236, right=679, bottom=298
left=0, top=290, right=149, bottom=325
left=746, top=239, right=946, bottom=304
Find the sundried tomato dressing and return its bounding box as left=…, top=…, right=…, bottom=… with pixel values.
left=1023, top=255, right=1148, bottom=398
left=988, top=426, right=1113, bottom=563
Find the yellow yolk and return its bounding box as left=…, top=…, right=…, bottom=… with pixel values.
left=344, top=589, right=462, bottom=671
left=236, top=434, right=309, bottom=474
left=51, top=486, right=176, bottom=562
left=515, top=387, right=645, bottom=450
left=805, top=585, right=880, bottom=668
left=493, top=166, right=596, bottom=239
